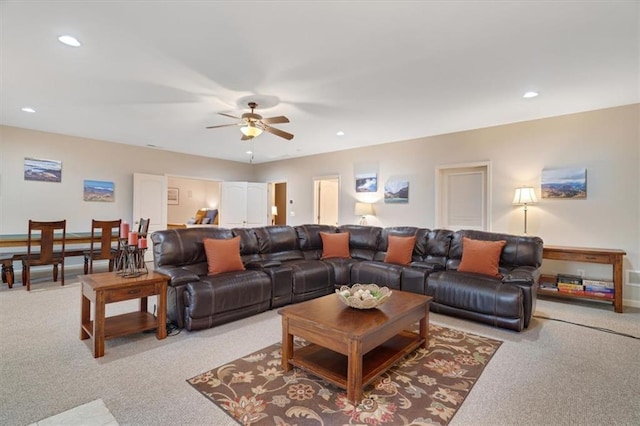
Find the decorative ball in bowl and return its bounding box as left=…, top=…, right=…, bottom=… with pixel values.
left=336, top=283, right=392, bottom=309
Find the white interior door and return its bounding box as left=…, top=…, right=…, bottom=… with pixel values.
left=436, top=163, right=491, bottom=231
left=220, top=181, right=248, bottom=228
left=246, top=182, right=268, bottom=227
left=314, top=176, right=340, bottom=225
left=133, top=173, right=167, bottom=260
left=220, top=181, right=268, bottom=228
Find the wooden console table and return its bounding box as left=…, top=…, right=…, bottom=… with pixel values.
left=540, top=245, right=626, bottom=313
left=80, top=271, right=168, bottom=358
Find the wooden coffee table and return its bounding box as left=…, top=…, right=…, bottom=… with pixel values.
left=80, top=271, right=168, bottom=358
left=280, top=291, right=432, bottom=404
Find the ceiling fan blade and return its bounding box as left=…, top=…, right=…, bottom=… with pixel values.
left=218, top=112, right=241, bottom=119
left=206, top=123, right=241, bottom=129
left=261, top=116, right=289, bottom=124
left=263, top=125, right=294, bottom=140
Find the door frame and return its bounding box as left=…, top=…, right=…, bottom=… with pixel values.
left=435, top=161, right=492, bottom=231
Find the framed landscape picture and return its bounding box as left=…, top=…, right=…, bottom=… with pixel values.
left=24, top=157, right=62, bottom=182
left=355, top=173, right=377, bottom=193
left=83, top=180, right=115, bottom=202
left=541, top=168, right=587, bottom=199
left=384, top=179, right=409, bottom=203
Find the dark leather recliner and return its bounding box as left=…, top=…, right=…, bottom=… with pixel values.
left=151, top=225, right=543, bottom=332
left=427, top=229, right=543, bottom=331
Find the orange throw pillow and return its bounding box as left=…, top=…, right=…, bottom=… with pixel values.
left=320, top=232, right=351, bottom=259
left=384, top=235, right=416, bottom=265
left=457, top=237, right=507, bottom=278
left=203, top=237, right=245, bottom=275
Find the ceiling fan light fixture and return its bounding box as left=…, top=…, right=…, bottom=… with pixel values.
left=240, top=123, right=263, bottom=138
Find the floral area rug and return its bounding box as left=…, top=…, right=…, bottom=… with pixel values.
left=187, top=324, right=502, bottom=425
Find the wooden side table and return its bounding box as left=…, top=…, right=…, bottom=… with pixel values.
left=540, top=245, right=626, bottom=313
left=80, top=271, right=168, bottom=358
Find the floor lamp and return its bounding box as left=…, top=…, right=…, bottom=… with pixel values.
left=271, top=205, right=278, bottom=225
left=513, top=187, right=537, bottom=234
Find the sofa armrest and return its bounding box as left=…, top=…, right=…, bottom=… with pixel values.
left=245, top=260, right=282, bottom=270
left=154, top=265, right=201, bottom=287
left=501, top=266, right=540, bottom=286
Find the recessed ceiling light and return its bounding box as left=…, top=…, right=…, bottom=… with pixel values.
left=58, top=35, right=81, bottom=47
left=21, top=107, right=36, bottom=113
left=336, top=131, right=345, bottom=136
left=523, top=91, right=539, bottom=99
left=246, top=150, right=253, bottom=155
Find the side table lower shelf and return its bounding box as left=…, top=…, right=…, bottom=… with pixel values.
left=81, top=312, right=159, bottom=340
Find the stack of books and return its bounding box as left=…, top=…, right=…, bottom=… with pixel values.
left=583, top=279, right=614, bottom=299
left=556, top=274, right=584, bottom=295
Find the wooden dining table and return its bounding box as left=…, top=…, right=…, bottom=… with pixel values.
left=0, top=232, right=107, bottom=288
left=0, top=232, right=94, bottom=248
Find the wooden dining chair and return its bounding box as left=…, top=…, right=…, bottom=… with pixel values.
left=137, top=218, right=150, bottom=238
left=21, top=220, right=66, bottom=291
left=83, top=219, right=122, bottom=274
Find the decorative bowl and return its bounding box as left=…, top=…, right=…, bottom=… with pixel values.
left=336, top=283, right=392, bottom=309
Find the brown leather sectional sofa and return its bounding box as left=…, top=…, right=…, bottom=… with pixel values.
left=151, top=224, right=543, bottom=332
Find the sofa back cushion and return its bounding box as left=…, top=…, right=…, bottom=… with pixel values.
left=151, top=227, right=234, bottom=267
left=448, top=229, right=543, bottom=270
left=338, top=225, right=381, bottom=261
left=232, top=228, right=262, bottom=264
left=295, top=224, right=338, bottom=260
left=254, top=226, right=304, bottom=262
left=423, top=229, right=454, bottom=266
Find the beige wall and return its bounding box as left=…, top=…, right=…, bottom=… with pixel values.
left=254, top=104, right=640, bottom=306
left=1, top=105, right=638, bottom=306
left=0, top=126, right=253, bottom=233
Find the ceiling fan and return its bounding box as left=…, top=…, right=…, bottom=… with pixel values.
left=206, top=102, right=294, bottom=141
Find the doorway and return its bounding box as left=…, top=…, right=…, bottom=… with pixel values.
left=268, top=182, right=287, bottom=225
left=435, top=162, right=491, bottom=231
left=313, top=176, right=339, bottom=226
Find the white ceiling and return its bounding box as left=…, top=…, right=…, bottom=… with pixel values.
left=1, top=1, right=638, bottom=164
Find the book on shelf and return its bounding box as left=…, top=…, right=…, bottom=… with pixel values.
left=557, top=288, right=586, bottom=296
left=539, top=286, right=559, bottom=292
left=582, top=279, right=614, bottom=289
left=556, top=274, right=582, bottom=285
left=557, top=282, right=584, bottom=291
left=584, top=285, right=614, bottom=294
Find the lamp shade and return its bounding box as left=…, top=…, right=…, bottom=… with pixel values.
left=513, top=187, right=537, bottom=205
left=271, top=205, right=278, bottom=216
left=354, top=202, right=374, bottom=216
left=240, top=123, right=263, bottom=138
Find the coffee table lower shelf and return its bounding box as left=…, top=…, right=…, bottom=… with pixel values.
left=81, top=312, right=158, bottom=340
left=289, top=330, right=423, bottom=390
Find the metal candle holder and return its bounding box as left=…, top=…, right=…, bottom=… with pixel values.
left=115, top=238, right=148, bottom=278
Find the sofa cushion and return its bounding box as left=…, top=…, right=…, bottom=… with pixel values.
left=320, top=232, right=350, bottom=259
left=458, top=237, right=506, bottom=278
left=427, top=271, right=522, bottom=318
left=384, top=235, right=416, bottom=265
left=204, top=237, right=245, bottom=275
